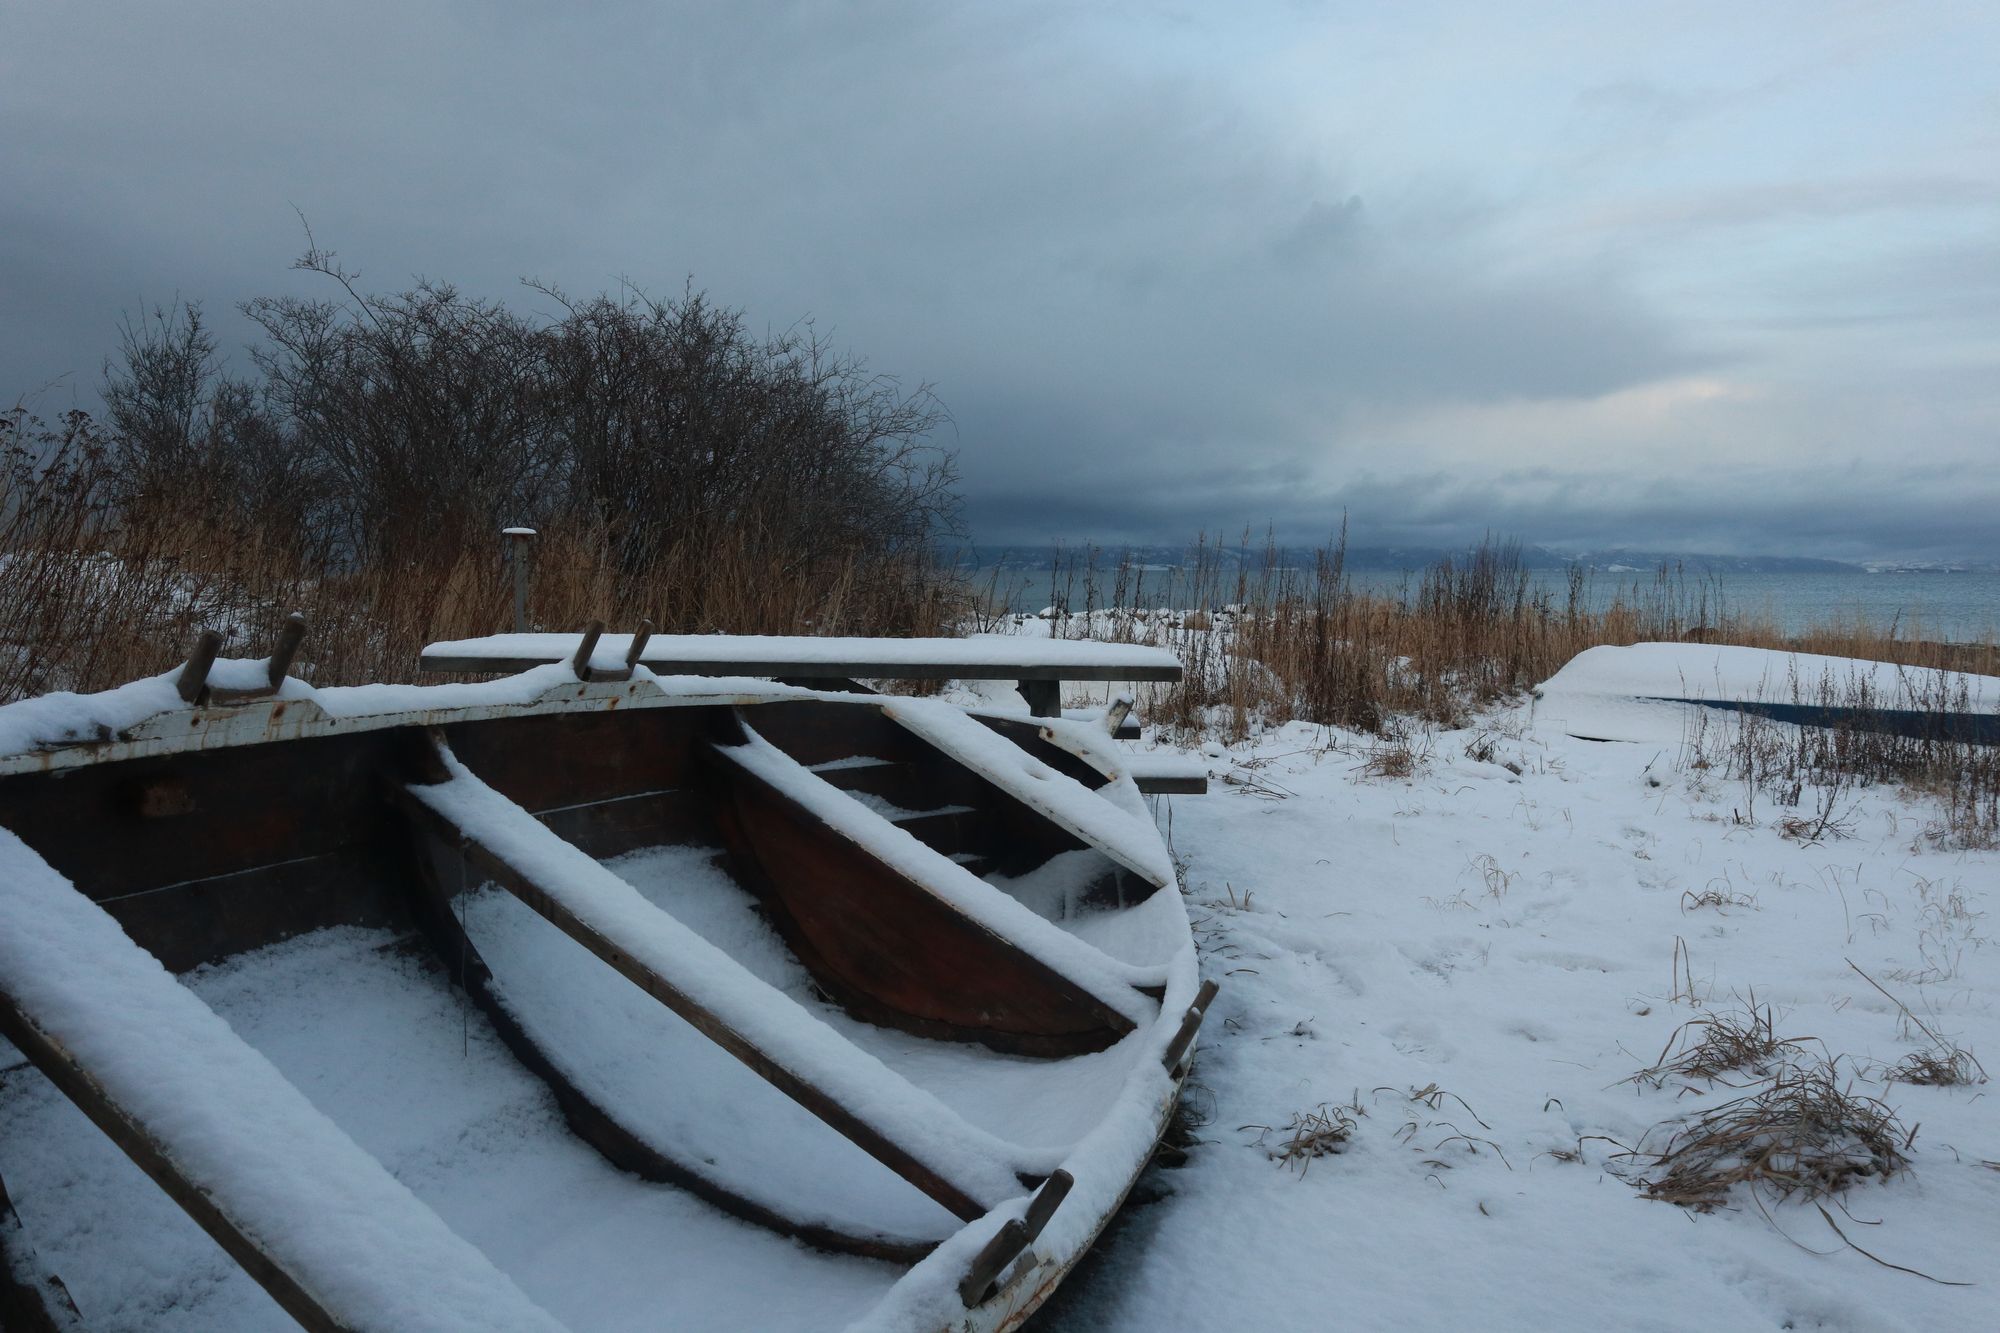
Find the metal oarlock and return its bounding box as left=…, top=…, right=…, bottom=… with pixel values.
left=1160, top=977, right=1220, bottom=1072
left=175, top=630, right=225, bottom=705
left=266, top=612, right=308, bottom=689
left=957, top=1169, right=1076, bottom=1307
left=624, top=620, right=654, bottom=675
left=570, top=621, right=606, bottom=680
left=175, top=615, right=310, bottom=708
left=571, top=619, right=653, bottom=683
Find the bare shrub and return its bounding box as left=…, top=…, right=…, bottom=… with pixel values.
left=2, top=258, right=963, bottom=700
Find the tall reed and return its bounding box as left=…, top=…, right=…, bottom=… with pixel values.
left=1003, top=528, right=1995, bottom=740
left=0, top=409, right=964, bottom=700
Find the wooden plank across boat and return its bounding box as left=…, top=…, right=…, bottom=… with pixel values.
left=419, top=628, right=1185, bottom=727
left=0, top=647, right=1210, bottom=1332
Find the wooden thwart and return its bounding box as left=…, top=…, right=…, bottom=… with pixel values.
left=399, top=747, right=1027, bottom=1223
left=397, top=829, right=939, bottom=1262
left=708, top=727, right=1145, bottom=1053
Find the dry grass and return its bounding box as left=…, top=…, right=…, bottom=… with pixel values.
left=1884, top=1047, right=1986, bottom=1087
left=1242, top=1102, right=1360, bottom=1175
left=0, top=413, right=965, bottom=700
left=1847, top=961, right=1988, bottom=1088
left=1015, top=528, right=1993, bottom=747
left=1612, top=988, right=1974, bottom=1282
left=1681, top=886, right=1759, bottom=913
left=1358, top=743, right=1420, bottom=781
left=1627, top=1060, right=1913, bottom=1211
left=1622, top=1001, right=1807, bottom=1090
left=1678, top=659, right=2000, bottom=851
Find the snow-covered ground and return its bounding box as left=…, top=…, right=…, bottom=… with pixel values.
left=2, top=645, right=1994, bottom=1330
left=1045, top=696, right=1998, bottom=1331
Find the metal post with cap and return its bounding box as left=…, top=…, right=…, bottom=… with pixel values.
left=501, top=528, right=537, bottom=633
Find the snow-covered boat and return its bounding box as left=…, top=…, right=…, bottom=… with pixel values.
left=1533, top=642, right=2000, bottom=746
left=0, top=648, right=1208, bottom=1331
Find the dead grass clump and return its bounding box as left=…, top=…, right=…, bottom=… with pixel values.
left=1242, top=1102, right=1359, bottom=1175
left=1680, top=886, right=1758, bottom=913
left=1847, top=961, right=1988, bottom=1088
left=1359, top=744, right=1418, bottom=780
left=1624, top=1001, right=1806, bottom=1089
left=1630, top=1061, right=1913, bottom=1210
left=1885, top=1046, right=1986, bottom=1087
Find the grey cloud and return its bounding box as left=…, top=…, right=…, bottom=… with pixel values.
left=1586, top=175, right=1997, bottom=235
left=967, top=460, right=1999, bottom=565
left=3, top=2, right=1992, bottom=563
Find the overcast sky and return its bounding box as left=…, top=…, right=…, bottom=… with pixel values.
left=4, top=2, right=1996, bottom=559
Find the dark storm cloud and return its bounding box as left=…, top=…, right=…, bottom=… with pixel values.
left=3, top=2, right=1994, bottom=560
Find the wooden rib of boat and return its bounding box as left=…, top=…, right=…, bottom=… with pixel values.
left=0, top=655, right=1209, bottom=1332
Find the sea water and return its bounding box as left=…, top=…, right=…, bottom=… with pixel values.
left=1345, top=570, right=2000, bottom=641
left=975, top=566, right=2000, bottom=643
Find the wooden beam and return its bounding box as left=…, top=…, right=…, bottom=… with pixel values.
left=1132, top=773, right=1207, bottom=796
left=420, top=651, right=1182, bottom=684
left=1016, top=679, right=1061, bottom=718
left=708, top=737, right=1138, bottom=1054
left=0, top=988, right=348, bottom=1333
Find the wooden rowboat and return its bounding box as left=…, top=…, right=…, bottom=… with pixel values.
left=0, top=653, right=1209, bottom=1331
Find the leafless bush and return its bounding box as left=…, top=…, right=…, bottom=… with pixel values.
left=1, top=254, right=965, bottom=699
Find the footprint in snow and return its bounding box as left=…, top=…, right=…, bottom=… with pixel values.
left=1517, top=949, right=1622, bottom=974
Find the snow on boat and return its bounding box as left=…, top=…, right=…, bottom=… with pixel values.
left=0, top=645, right=1209, bottom=1331
left=1532, top=642, right=2000, bottom=746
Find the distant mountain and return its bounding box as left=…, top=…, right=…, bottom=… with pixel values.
left=1861, top=559, right=2000, bottom=575
left=953, top=542, right=1871, bottom=576
left=1538, top=548, right=1861, bottom=575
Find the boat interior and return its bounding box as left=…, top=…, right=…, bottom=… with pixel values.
left=0, top=688, right=1203, bottom=1331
